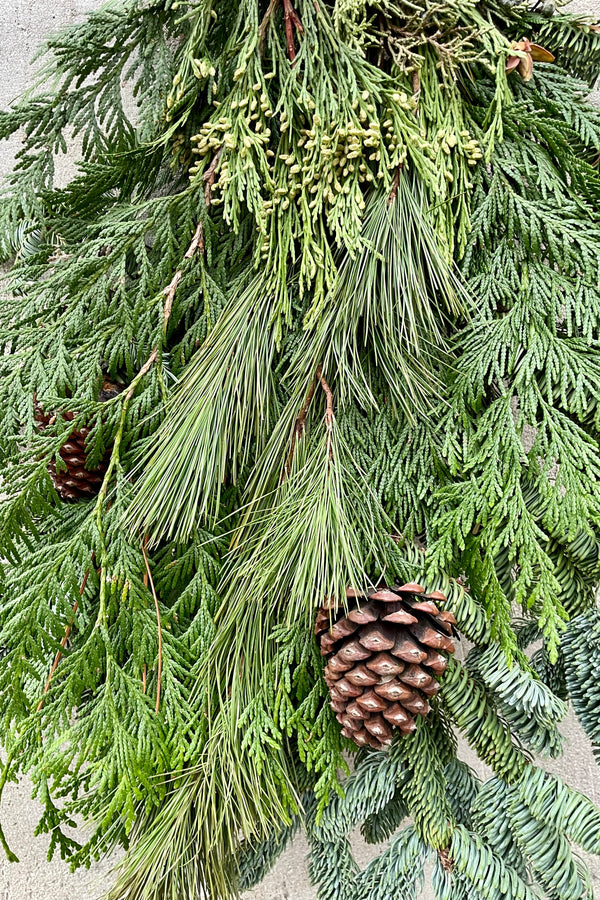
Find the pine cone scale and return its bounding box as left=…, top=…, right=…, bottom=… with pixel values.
left=317, top=584, right=456, bottom=750
left=35, top=379, right=121, bottom=501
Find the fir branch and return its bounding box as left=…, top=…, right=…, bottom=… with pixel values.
left=440, top=658, right=529, bottom=780
left=466, top=643, right=567, bottom=757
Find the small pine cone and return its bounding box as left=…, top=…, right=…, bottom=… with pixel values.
left=35, top=379, right=122, bottom=501
left=316, top=583, right=457, bottom=751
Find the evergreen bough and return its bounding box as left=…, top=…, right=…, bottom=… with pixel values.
left=1, top=0, right=600, bottom=897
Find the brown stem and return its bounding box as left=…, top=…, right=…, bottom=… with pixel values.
left=161, top=222, right=204, bottom=330
left=316, top=365, right=334, bottom=459
left=316, top=365, right=334, bottom=426
left=258, top=0, right=281, bottom=54
left=141, top=533, right=149, bottom=695
left=125, top=349, right=158, bottom=402
left=203, top=147, right=223, bottom=208
left=388, top=167, right=400, bottom=206
left=284, top=366, right=335, bottom=475
left=141, top=539, right=163, bottom=715
left=37, top=568, right=90, bottom=712
left=259, top=0, right=303, bottom=61
left=283, top=0, right=304, bottom=61
left=284, top=376, right=317, bottom=480
left=437, top=848, right=453, bottom=873
left=161, top=149, right=220, bottom=333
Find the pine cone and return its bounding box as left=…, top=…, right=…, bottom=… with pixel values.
left=35, top=379, right=121, bottom=501
left=315, top=583, right=456, bottom=751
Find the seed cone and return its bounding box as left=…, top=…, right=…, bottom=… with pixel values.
left=35, top=379, right=121, bottom=501
left=316, top=583, right=456, bottom=751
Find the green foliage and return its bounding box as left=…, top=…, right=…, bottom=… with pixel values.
left=430, top=63, right=600, bottom=660
left=2, top=0, right=600, bottom=898
left=396, top=715, right=455, bottom=848
left=236, top=814, right=302, bottom=891
left=446, top=825, right=538, bottom=900
left=440, top=658, right=529, bottom=781
left=466, top=643, right=567, bottom=757
left=563, top=608, right=600, bottom=758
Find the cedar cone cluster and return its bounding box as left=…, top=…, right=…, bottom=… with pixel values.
left=315, top=583, right=456, bottom=751
left=34, top=380, right=121, bottom=501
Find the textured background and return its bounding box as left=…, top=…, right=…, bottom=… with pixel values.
left=1, top=2, right=600, bottom=897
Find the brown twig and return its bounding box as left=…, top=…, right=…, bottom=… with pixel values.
left=258, top=0, right=280, bottom=53
left=129, top=215, right=203, bottom=393
left=316, top=365, right=334, bottom=427
left=437, top=848, right=453, bottom=873
left=37, top=569, right=90, bottom=712
left=257, top=0, right=304, bottom=61
left=284, top=365, right=335, bottom=475
left=202, top=147, right=223, bottom=208
left=283, top=375, right=318, bottom=480
left=161, top=149, right=220, bottom=332
left=126, top=348, right=159, bottom=402
left=162, top=222, right=204, bottom=329
left=388, top=168, right=400, bottom=206
left=141, top=538, right=163, bottom=715
left=142, top=534, right=149, bottom=695
left=283, top=0, right=304, bottom=62
left=316, top=365, right=334, bottom=458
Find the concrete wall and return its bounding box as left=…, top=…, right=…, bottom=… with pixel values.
left=1, top=2, right=599, bottom=897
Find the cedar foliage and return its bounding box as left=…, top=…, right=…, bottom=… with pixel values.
left=1, top=0, right=600, bottom=898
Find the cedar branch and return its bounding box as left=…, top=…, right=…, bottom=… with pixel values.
left=37, top=568, right=91, bottom=711
left=141, top=538, right=163, bottom=714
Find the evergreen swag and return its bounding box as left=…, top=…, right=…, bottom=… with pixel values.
left=4, top=0, right=600, bottom=897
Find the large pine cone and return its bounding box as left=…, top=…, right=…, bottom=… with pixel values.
left=315, top=583, right=456, bottom=751
left=35, top=380, right=121, bottom=501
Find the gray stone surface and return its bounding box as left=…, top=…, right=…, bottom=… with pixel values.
left=1, top=1, right=600, bottom=897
